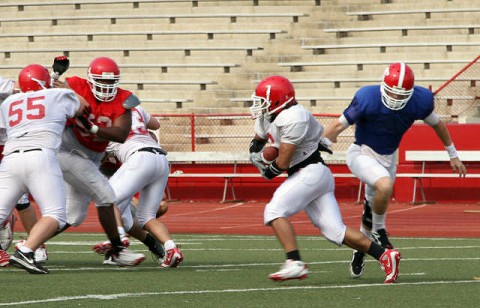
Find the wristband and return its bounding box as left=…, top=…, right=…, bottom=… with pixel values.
left=263, top=161, right=285, bottom=180
left=89, top=125, right=99, bottom=134
left=445, top=143, right=458, bottom=159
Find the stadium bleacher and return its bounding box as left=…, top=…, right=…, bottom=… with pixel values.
left=0, top=0, right=478, bottom=151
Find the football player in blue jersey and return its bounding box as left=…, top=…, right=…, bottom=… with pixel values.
left=322, top=62, right=467, bottom=278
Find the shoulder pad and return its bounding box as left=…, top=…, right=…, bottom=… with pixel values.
left=123, top=94, right=141, bottom=109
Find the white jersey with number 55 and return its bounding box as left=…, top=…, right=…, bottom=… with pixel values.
left=0, top=88, right=80, bottom=155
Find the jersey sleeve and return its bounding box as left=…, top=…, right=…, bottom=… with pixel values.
left=280, top=121, right=307, bottom=145
left=342, top=97, right=363, bottom=125
left=62, top=90, right=81, bottom=118
left=254, top=114, right=269, bottom=139
left=137, top=106, right=150, bottom=124
left=0, top=78, right=14, bottom=102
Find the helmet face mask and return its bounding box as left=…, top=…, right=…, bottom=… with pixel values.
left=18, top=64, right=51, bottom=92
left=381, top=62, right=414, bottom=110
left=250, top=75, right=295, bottom=119
left=87, top=57, right=120, bottom=102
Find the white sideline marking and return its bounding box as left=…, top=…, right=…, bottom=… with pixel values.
left=0, top=280, right=478, bottom=306
left=169, top=202, right=246, bottom=217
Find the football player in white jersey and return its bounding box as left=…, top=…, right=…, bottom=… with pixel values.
left=0, top=77, right=48, bottom=266
left=94, top=106, right=183, bottom=268
left=0, top=64, right=88, bottom=274
left=248, top=75, right=401, bottom=283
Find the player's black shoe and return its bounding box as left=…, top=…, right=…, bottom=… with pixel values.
left=9, top=250, right=49, bottom=274
left=371, top=229, right=394, bottom=249
left=350, top=250, right=365, bottom=278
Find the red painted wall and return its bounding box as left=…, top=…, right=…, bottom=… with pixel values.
left=167, top=124, right=480, bottom=203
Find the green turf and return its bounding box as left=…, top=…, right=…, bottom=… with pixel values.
left=1, top=233, right=479, bottom=307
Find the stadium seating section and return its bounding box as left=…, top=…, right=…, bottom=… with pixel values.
left=0, top=0, right=478, bottom=152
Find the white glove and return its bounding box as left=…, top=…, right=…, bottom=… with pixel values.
left=249, top=152, right=267, bottom=173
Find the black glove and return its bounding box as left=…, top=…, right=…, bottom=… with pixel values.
left=318, top=137, right=333, bottom=154
left=262, top=161, right=285, bottom=180
left=52, top=55, right=70, bottom=77
left=75, top=114, right=98, bottom=134
left=249, top=138, right=266, bottom=153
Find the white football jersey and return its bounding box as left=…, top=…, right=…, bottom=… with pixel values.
left=107, top=106, right=163, bottom=163
left=257, top=104, right=323, bottom=167
left=0, top=77, right=14, bottom=103
left=0, top=88, right=80, bottom=155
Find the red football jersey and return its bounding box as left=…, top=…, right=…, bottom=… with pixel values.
left=66, top=76, right=131, bottom=152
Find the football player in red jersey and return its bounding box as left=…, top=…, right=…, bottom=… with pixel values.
left=52, top=57, right=145, bottom=266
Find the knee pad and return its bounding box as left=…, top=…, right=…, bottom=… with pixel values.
left=361, top=199, right=373, bottom=229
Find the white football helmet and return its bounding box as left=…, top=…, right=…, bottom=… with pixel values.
left=87, top=57, right=120, bottom=102
left=381, top=62, right=414, bottom=110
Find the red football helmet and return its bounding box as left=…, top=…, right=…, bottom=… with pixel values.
left=18, top=64, right=51, bottom=92
left=381, top=62, right=415, bottom=110
left=250, top=75, right=295, bottom=119
left=87, top=57, right=120, bottom=102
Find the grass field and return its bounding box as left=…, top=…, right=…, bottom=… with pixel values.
left=1, top=232, right=480, bottom=307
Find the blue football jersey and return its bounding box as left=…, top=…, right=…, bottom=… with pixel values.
left=343, top=85, right=434, bottom=155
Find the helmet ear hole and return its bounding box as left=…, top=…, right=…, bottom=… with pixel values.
left=18, top=64, right=51, bottom=92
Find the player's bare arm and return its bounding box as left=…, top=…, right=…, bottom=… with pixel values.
left=146, top=116, right=160, bottom=130
left=323, top=118, right=348, bottom=143
left=276, top=142, right=296, bottom=170
left=430, top=120, right=467, bottom=176
left=96, top=109, right=132, bottom=143
left=74, top=95, right=90, bottom=117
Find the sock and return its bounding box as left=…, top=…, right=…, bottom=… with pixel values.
left=142, top=233, right=156, bottom=249
left=164, top=240, right=175, bottom=251
left=117, top=226, right=126, bottom=239
left=372, top=212, right=386, bottom=231
left=110, top=237, right=123, bottom=254
left=19, top=246, right=33, bottom=254
left=286, top=250, right=301, bottom=261
left=367, top=242, right=385, bottom=260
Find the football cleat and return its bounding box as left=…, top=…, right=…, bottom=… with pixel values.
left=371, top=229, right=394, bottom=249
left=160, top=247, right=184, bottom=268
left=102, top=251, right=116, bottom=265
left=15, top=240, right=48, bottom=264
left=92, top=236, right=130, bottom=255
left=350, top=250, right=365, bottom=278
left=111, top=248, right=145, bottom=267
left=269, top=259, right=308, bottom=281
left=9, top=250, right=49, bottom=274
left=0, top=249, right=10, bottom=267
left=380, top=249, right=401, bottom=283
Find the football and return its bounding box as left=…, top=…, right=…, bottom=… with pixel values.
left=261, top=146, right=279, bottom=164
